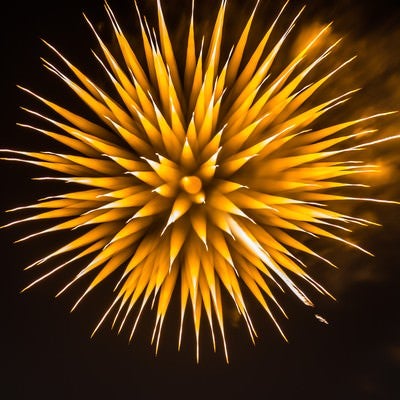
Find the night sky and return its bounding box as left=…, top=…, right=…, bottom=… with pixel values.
left=2, top=0, right=400, bottom=398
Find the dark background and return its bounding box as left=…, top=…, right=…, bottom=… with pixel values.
left=2, top=0, right=400, bottom=398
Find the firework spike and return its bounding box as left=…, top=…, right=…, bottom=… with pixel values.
left=188, top=38, right=204, bottom=114
left=156, top=0, right=183, bottom=101
left=133, top=2, right=157, bottom=88
left=105, top=2, right=151, bottom=95
left=229, top=0, right=294, bottom=100
left=18, top=86, right=114, bottom=141
left=225, top=0, right=260, bottom=85
left=85, top=18, right=140, bottom=104
left=184, top=0, right=196, bottom=94
left=42, top=39, right=103, bottom=102
left=178, top=275, right=189, bottom=351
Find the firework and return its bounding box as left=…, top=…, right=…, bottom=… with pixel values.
left=3, top=0, right=399, bottom=362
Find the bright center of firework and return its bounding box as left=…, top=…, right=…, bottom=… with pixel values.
left=180, top=176, right=202, bottom=194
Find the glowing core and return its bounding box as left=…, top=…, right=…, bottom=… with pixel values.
left=180, top=176, right=203, bottom=194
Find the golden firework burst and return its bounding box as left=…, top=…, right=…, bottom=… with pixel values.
left=3, top=0, right=399, bottom=362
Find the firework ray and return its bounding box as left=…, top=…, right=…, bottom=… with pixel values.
left=3, top=0, right=399, bottom=362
